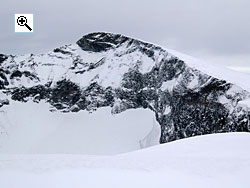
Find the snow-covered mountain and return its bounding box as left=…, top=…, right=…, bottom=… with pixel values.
left=0, top=32, right=250, bottom=153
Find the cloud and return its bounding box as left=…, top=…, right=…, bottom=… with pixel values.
left=0, top=0, right=249, bottom=67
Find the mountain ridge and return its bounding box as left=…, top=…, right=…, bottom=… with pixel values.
left=0, top=32, right=250, bottom=144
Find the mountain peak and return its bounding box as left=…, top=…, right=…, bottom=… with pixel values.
left=76, top=32, right=130, bottom=52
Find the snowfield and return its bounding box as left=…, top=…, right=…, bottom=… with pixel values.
left=0, top=133, right=250, bottom=188
left=0, top=101, right=160, bottom=154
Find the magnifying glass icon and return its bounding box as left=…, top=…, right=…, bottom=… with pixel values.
left=17, top=16, right=32, bottom=31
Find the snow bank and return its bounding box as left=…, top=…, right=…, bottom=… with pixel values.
left=239, top=98, right=250, bottom=108
left=0, top=101, right=160, bottom=154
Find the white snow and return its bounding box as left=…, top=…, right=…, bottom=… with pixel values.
left=163, top=106, right=171, bottom=115
left=218, top=95, right=229, bottom=105
left=139, top=117, right=161, bottom=148
left=187, top=73, right=199, bottom=89
left=239, top=98, right=250, bottom=108
left=0, top=101, right=160, bottom=155
left=161, top=79, right=178, bottom=91
left=166, top=48, right=250, bottom=92
left=0, top=133, right=249, bottom=188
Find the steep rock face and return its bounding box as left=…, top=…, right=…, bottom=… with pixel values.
left=0, top=32, right=250, bottom=143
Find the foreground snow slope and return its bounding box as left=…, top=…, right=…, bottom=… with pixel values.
left=0, top=133, right=249, bottom=188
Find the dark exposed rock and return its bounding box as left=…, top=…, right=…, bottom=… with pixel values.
left=10, top=70, right=22, bottom=79
left=76, top=32, right=129, bottom=52
left=9, top=70, right=39, bottom=81
left=23, top=71, right=40, bottom=81
left=0, top=71, right=9, bottom=89
left=0, top=99, right=9, bottom=108
left=11, top=85, right=49, bottom=102
left=88, top=58, right=106, bottom=71
left=75, top=70, right=86, bottom=74
left=53, top=103, right=67, bottom=110
left=53, top=48, right=72, bottom=55
left=50, top=79, right=81, bottom=108
left=0, top=54, right=8, bottom=64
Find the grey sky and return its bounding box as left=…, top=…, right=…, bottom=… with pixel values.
left=0, top=0, right=250, bottom=72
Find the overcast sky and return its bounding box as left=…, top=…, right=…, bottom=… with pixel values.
left=0, top=0, right=250, bottom=72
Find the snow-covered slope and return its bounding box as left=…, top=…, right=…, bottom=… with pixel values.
left=0, top=133, right=249, bottom=188
left=0, top=32, right=250, bottom=148
left=0, top=101, right=160, bottom=154
left=167, top=48, right=250, bottom=92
